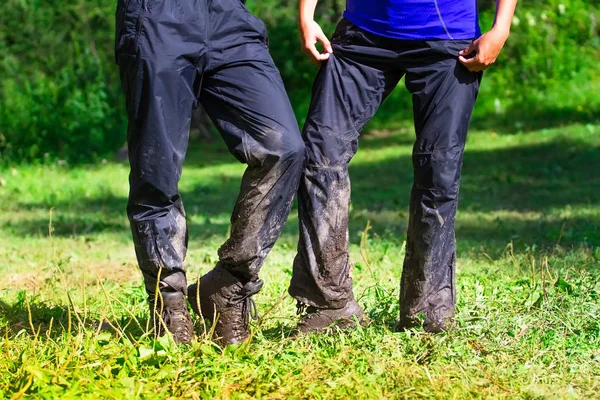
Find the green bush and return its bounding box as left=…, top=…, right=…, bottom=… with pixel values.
left=257, top=0, right=600, bottom=131
left=0, top=0, right=123, bottom=163
left=0, top=59, right=121, bottom=161
left=0, top=0, right=598, bottom=163
left=473, top=0, right=600, bottom=129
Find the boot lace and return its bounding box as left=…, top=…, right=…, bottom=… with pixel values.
left=296, top=301, right=308, bottom=315
left=296, top=302, right=321, bottom=322
left=151, top=296, right=186, bottom=337
left=228, top=279, right=264, bottom=326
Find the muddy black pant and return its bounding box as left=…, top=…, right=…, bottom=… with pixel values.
left=289, top=19, right=481, bottom=325
left=115, top=0, right=304, bottom=298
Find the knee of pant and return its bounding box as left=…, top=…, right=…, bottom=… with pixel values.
left=259, top=132, right=305, bottom=168
left=128, top=183, right=179, bottom=220
left=246, top=127, right=305, bottom=168
left=413, top=148, right=462, bottom=201
left=282, top=135, right=306, bottom=166
left=302, top=126, right=358, bottom=168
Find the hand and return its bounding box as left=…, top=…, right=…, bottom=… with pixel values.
left=300, top=19, right=333, bottom=66
left=458, top=28, right=510, bottom=72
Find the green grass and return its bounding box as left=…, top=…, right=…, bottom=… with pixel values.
left=1, top=123, right=599, bottom=399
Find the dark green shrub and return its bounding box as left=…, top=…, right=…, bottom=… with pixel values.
left=0, top=0, right=597, bottom=163
left=0, top=0, right=123, bottom=163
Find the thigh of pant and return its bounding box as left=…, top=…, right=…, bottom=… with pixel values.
left=403, top=42, right=482, bottom=197
left=199, top=43, right=302, bottom=165
left=117, top=0, right=209, bottom=211
left=303, top=19, right=402, bottom=168
left=404, top=41, right=482, bottom=149
left=207, top=0, right=269, bottom=67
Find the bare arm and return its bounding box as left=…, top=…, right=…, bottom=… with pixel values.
left=299, top=0, right=333, bottom=66
left=459, top=0, right=518, bottom=71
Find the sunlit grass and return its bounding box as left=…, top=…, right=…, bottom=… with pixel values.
left=0, top=124, right=599, bottom=398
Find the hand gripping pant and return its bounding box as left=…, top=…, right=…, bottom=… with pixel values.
left=115, top=0, right=304, bottom=298
left=289, top=19, right=482, bottom=325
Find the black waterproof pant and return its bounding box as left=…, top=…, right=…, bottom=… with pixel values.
left=115, top=0, right=304, bottom=298
left=290, top=19, right=481, bottom=325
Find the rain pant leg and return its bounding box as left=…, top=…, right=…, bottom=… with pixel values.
left=116, top=0, right=303, bottom=300
left=290, top=19, right=402, bottom=308
left=116, top=0, right=206, bottom=297
left=201, top=0, right=305, bottom=283
left=399, top=41, right=481, bottom=327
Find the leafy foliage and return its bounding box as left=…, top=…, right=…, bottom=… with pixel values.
left=0, top=0, right=122, bottom=162
left=0, top=0, right=598, bottom=162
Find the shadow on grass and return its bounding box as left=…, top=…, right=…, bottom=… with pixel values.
left=0, top=295, right=306, bottom=344
left=4, top=133, right=600, bottom=254
left=470, top=105, right=600, bottom=134
left=0, top=298, right=153, bottom=341
left=256, top=321, right=296, bottom=341
left=0, top=298, right=71, bottom=335
left=347, top=134, right=600, bottom=252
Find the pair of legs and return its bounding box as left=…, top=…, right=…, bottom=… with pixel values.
left=290, top=19, right=482, bottom=331
left=116, top=0, right=304, bottom=342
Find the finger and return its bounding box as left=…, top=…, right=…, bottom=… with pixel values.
left=309, top=45, right=330, bottom=61
left=306, top=44, right=329, bottom=66
left=317, top=33, right=333, bottom=54
left=458, top=55, right=478, bottom=65
left=302, top=41, right=318, bottom=57
left=458, top=42, right=477, bottom=57
left=318, top=52, right=330, bottom=60
left=458, top=56, right=483, bottom=72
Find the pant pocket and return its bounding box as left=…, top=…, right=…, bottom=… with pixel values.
left=115, top=0, right=147, bottom=58
left=235, top=0, right=269, bottom=47
left=118, top=53, right=144, bottom=120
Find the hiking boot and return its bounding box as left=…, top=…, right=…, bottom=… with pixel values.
left=295, top=298, right=365, bottom=334
left=396, top=308, right=454, bottom=333
left=149, top=291, right=194, bottom=344
left=188, top=265, right=263, bottom=346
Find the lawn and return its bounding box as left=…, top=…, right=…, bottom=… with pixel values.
left=0, top=123, right=599, bottom=399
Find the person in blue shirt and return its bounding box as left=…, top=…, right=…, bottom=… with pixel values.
left=291, top=0, right=517, bottom=333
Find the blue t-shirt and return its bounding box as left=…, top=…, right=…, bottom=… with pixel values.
left=344, top=0, right=481, bottom=40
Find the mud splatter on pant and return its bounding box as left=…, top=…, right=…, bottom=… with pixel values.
left=289, top=19, right=482, bottom=324
left=116, top=0, right=304, bottom=298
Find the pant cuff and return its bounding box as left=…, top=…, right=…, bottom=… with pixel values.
left=288, top=286, right=351, bottom=310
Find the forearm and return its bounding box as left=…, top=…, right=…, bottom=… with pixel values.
left=459, top=0, right=517, bottom=70
left=493, top=0, right=518, bottom=36
left=299, top=0, right=319, bottom=25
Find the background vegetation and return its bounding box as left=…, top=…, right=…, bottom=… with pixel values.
left=0, top=0, right=598, bottom=162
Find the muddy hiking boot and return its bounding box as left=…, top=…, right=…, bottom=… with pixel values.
left=396, top=307, right=455, bottom=334
left=188, top=265, right=264, bottom=346
left=295, top=297, right=366, bottom=335
left=149, top=291, right=194, bottom=344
